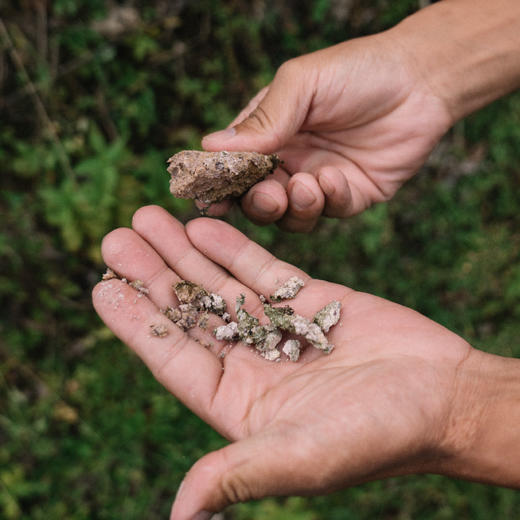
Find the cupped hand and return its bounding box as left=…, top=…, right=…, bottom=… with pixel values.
left=201, top=32, right=452, bottom=231
left=92, top=206, right=478, bottom=519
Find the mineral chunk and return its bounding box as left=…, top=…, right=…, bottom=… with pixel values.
left=129, top=279, right=149, bottom=295
left=255, top=325, right=282, bottom=352
left=167, top=150, right=280, bottom=204
left=173, top=280, right=227, bottom=316
left=214, top=321, right=239, bottom=342
left=163, top=304, right=199, bottom=331
left=263, top=303, right=334, bottom=353
left=150, top=324, right=169, bottom=337
left=262, top=349, right=281, bottom=362
left=200, top=293, right=227, bottom=316
left=282, top=339, right=301, bottom=362
left=173, top=280, right=208, bottom=305
left=270, top=276, right=305, bottom=302
left=102, top=268, right=118, bottom=281
left=314, top=301, right=341, bottom=333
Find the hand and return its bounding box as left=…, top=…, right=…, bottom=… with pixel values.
left=201, top=33, right=452, bottom=231
left=93, top=206, right=520, bottom=519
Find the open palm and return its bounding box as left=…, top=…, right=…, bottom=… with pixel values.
left=93, top=206, right=474, bottom=519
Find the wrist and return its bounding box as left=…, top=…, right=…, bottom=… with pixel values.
left=389, top=0, right=520, bottom=124
left=435, top=348, right=520, bottom=488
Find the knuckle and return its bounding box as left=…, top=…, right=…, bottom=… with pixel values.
left=219, top=470, right=253, bottom=505
left=277, top=57, right=302, bottom=79
left=245, top=105, right=274, bottom=132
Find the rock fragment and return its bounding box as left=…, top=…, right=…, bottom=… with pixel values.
left=282, top=339, right=301, bottom=362
left=150, top=324, right=169, bottom=337
left=174, top=280, right=208, bottom=305
left=173, top=280, right=228, bottom=316
left=129, top=279, right=149, bottom=295
left=270, top=276, right=305, bottom=302
left=163, top=304, right=199, bottom=331
left=200, top=293, right=227, bottom=316
left=263, top=303, right=334, bottom=353
left=262, top=349, right=281, bottom=362
left=167, top=150, right=280, bottom=204
left=102, top=268, right=118, bottom=281
left=214, top=322, right=239, bottom=342
left=314, top=301, right=341, bottom=333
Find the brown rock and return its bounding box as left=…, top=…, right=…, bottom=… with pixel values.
left=167, top=150, right=279, bottom=203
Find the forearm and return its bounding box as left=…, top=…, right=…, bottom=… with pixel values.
left=438, top=349, right=520, bottom=488
left=390, top=0, right=520, bottom=123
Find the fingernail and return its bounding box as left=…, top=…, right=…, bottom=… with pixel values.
left=292, top=183, right=316, bottom=210
left=192, top=511, right=213, bottom=520
left=202, top=127, right=236, bottom=145
left=251, top=191, right=279, bottom=215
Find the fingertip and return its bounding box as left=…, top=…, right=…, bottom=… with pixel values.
left=241, top=180, right=288, bottom=224
left=279, top=173, right=324, bottom=232
left=132, top=205, right=171, bottom=233
left=101, top=227, right=133, bottom=261
left=201, top=127, right=237, bottom=151
left=317, top=166, right=352, bottom=218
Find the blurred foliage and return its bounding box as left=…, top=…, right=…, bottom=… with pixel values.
left=1, top=0, right=519, bottom=518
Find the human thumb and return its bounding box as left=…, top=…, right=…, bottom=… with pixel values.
left=202, top=59, right=314, bottom=154
left=169, top=428, right=314, bottom=519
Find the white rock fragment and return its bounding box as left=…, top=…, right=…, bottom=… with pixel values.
left=282, top=339, right=301, bottom=362
left=222, top=312, right=231, bottom=323
left=305, top=323, right=333, bottom=353
left=291, top=315, right=311, bottom=335
left=314, top=301, right=341, bottom=333
left=262, top=348, right=281, bottom=361
left=262, top=303, right=333, bottom=353
left=201, top=293, right=227, bottom=316
left=214, top=322, right=239, bottom=341
left=270, top=276, right=305, bottom=302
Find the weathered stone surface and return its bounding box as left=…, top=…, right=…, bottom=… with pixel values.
left=314, top=301, right=341, bottom=333
left=167, top=150, right=279, bottom=203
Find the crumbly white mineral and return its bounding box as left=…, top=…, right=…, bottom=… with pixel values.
left=262, top=303, right=333, bottom=353
left=314, top=301, right=341, bottom=333
left=200, top=293, right=227, bottom=316
left=214, top=321, right=239, bottom=341
left=262, top=348, right=281, bottom=362
left=270, top=276, right=305, bottom=302
left=282, top=339, right=301, bottom=362
left=118, top=274, right=343, bottom=363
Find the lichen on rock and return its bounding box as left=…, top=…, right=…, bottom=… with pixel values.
left=167, top=150, right=280, bottom=204
left=263, top=302, right=334, bottom=353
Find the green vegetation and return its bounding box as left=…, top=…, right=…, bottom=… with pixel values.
left=1, top=1, right=519, bottom=518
